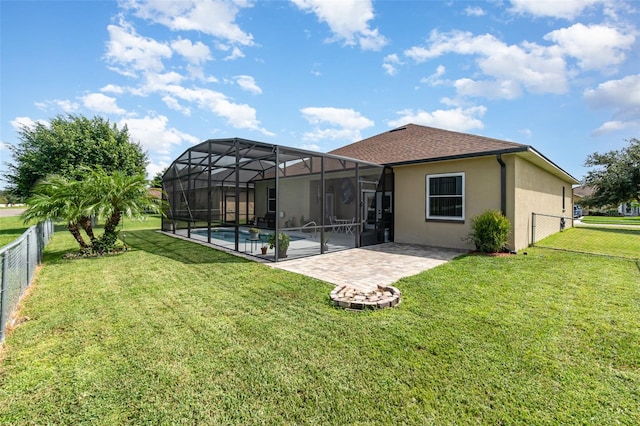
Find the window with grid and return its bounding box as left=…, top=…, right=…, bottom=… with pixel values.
left=426, top=173, right=465, bottom=220
left=267, top=187, right=276, bottom=212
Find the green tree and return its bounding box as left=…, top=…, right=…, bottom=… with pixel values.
left=84, top=168, right=163, bottom=250
left=583, top=138, right=640, bottom=208
left=5, top=114, right=148, bottom=199
left=22, top=169, right=162, bottom=253
left=22, top=175, right=93, bottom=249
left=150, top=168, right=166, bottom=188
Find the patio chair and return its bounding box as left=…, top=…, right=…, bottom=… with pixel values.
left=343, top=217, right=356, bottom=234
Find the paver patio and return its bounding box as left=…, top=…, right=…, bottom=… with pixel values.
left=269, top=243, right=467, bottom=292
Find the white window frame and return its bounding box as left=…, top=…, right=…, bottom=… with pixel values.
left=426, top=172, right=465, bottom=221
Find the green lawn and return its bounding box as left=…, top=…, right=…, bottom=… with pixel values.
left=581, top=215, right=640, bottom=225
left=0, top=216, right=29, bottom=248
left=537, top=226, right=640, bottom=259
left=1, top=220, right=638, bottom=424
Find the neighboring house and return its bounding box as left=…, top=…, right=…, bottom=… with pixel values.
left=572, top=185, right=593, bottom=216
left=619, top=202, right=640, bottom=216
left=573, top=184, right=639, bottom=216
left=330, top=124, right=578, bottom=251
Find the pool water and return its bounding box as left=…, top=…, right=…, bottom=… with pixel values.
left=192, top=228, right=304, bottom=243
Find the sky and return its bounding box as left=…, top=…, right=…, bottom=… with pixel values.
left=1, top=0, right=639, bottom=187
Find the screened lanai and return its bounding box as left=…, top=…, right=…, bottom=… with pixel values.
left=162, top=138, right=393, bottom=261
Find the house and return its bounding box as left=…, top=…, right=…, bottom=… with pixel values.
left=572, top=185, right=593, bottom=216
left=162, top=124, right=578, bottom=260
left=573, top=184, right=639, bottom=216
left=330, top=124, right=579, bottom=251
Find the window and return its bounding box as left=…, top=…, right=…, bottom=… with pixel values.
left=426, top=173, right=465, bottom=220
left=267, top=187, right=276, bottom=212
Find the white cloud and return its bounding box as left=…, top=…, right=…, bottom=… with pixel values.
left=454, top=78, right=523, bottom=99
left=123, top=0, right=254, bottom=46
left=464, top=6, right=485, bottom=17
left=404, top=30, right=568, bottom=98
left=162, top=95, right=192, bottom=115
left=235, top=75, right=262, bottom=94
left=584, top=74, right=640, bottom=109
left=387, top=106, right=486, bottom=132
left=420, top=65, right=446, bottom=86
left=154, top=84, right=272, bottom=135
left=100, top=84, right=126, bottom=94
left=146, top=160, right=170, bottom=181
left=140, top=71, right=186, bottom=94
left=81, top=93, right=126, bottom=115
left=544, top=23, right=636, bottom=72
left=592, top=120, right=638, bottom=136
left=382, top=53, right=402, bottom=76
left=105, top=21, right=172, bottom=76
left=119, top=115, right=200, bottom=155
left=584, top=74, right=640, bottom=134
left=171, top=38, right=212, bottom=64
left=291, top=0, right=387, bottom=50
left=10, top=116, right=42, bottom=130
left=508, top=0, right=606, bottom=20
left=300, top=106, right=374, bottom=141
left=297, top=143, right=321, bottom=151
left=223, top=46, right=245, bottom=60
left=35, top=99, right=79, bottom=113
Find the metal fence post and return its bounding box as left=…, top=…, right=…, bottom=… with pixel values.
left=531, top=212, right=536, bottom=246
left=26, top=232, right=31, bottom=290
left=1, top=252, right=8, bottom=342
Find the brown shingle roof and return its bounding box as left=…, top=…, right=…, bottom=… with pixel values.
left=573, top=185, right=594, bottom=197
left=329, top=123, right=528, bottom=165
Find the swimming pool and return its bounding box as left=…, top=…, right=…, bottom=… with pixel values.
left=192, top=228, right=305, bottom=243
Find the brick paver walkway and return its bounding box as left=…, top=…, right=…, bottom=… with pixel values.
left=269, top=243, right=467, bottom=292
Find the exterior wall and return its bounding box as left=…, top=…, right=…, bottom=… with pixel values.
left=512, top=155, right=574, bottom=249
left=393, top=156, right=502, bottom=250
left=393, top=153, right=574, bottom=252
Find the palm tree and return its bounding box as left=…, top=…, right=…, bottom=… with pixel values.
left=23, top=169, right=163, bottom=254
left=22, top=175, right=92, bottom=249
left=84, top=169, right=163, bottom=243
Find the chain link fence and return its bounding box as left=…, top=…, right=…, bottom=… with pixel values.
left=1, top=220, right=54, bottom=342
left=532, top=213, right=640, bottom=261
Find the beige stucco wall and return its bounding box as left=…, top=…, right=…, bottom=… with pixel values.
left=512, top=155, right=574, bottom=249
left=393, top=156, right=503, bottom=250
left=255, top=176, right=313, bottom=228
left=393, top=153, right=574, bottom=251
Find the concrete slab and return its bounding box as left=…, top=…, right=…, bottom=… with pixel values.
left=269, top=243, right=467, bottom=292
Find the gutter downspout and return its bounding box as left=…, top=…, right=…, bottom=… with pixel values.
left=496, top=154, right=506, bottom=216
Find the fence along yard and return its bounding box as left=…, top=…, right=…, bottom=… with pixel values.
left=0, top=221, right=54, bottom=342
left=532, top=213, right=640, bottom=260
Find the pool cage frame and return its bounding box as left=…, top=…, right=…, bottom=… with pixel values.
left=162, top=138, right=393, bottom=261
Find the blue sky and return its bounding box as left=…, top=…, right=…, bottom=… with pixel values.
left=1, top=0, right=639, bottom=186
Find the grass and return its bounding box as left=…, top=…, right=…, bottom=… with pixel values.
left=0, top=215, right=30, bottom=248
left=0, top=220, right=639, bottom=424
left=581, top=215, right=640, bottom=225
left=537, top=226, right=640, bottom=259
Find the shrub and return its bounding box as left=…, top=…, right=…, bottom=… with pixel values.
left=92, top=232, right=119, bottom=255
left=268, top=232, right=290, bottom=252
left=466, top=210, right=511, bottom=253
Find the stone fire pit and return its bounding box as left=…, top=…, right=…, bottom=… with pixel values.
left=330, top=284, right=401, bottom=310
